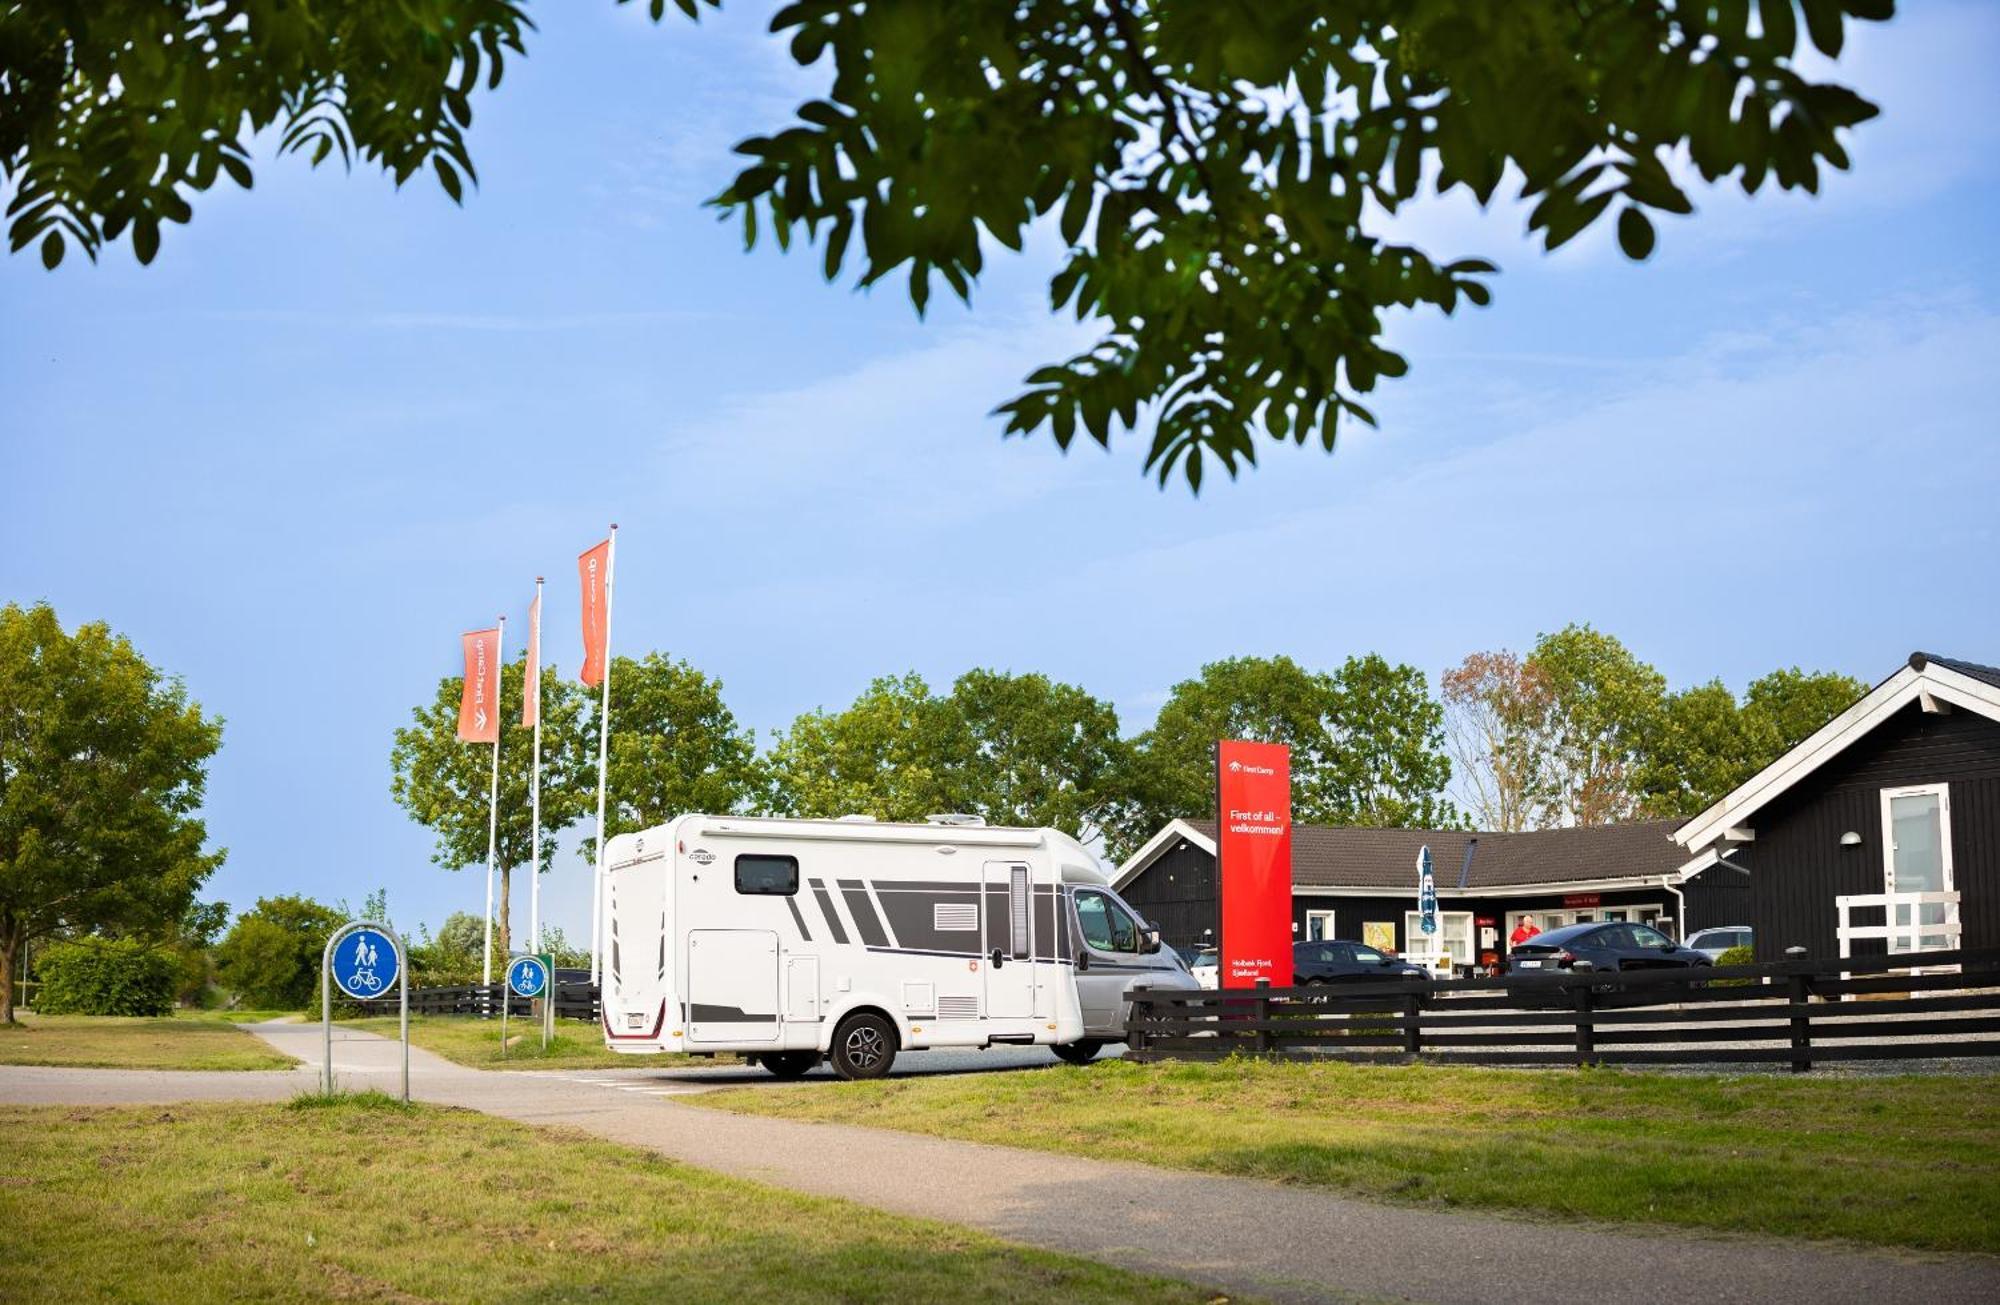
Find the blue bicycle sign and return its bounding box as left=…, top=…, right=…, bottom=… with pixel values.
left=507, top=955, right=550, bottom=999
left=330, top=926, right=400, bottom=999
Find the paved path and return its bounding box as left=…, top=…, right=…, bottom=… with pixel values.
left=5, top=1022, right=1995, bottom=1305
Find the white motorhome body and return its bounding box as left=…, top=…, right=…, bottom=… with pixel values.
left=599, top=814, right=1193, bottom=1077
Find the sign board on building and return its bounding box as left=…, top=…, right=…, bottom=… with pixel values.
left=1216, top=740, right=1293, bottom=989
left=1563, top=893, right=1602, bottom=909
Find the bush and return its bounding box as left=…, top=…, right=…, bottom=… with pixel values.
left=214, top=894, right=346, bottom=1009
left=1713, top=944, right=1757, bottom=987
left=35, top=938, right=177, bottom=1016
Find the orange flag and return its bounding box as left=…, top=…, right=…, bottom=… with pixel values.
left=457, top=628, right=500, bottom=743
left=578, top=537, right=611, bottom=688
left=522, top=588, right=542, bottom=728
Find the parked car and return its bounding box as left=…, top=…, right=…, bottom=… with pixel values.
left=1293, top=939, right=1429, bottom=985
left=1503, top=921, right=1713, bottom=974
left=1684, top=925, right=1753, bottom=961
left=1190, top=947, right=1219, bottom=990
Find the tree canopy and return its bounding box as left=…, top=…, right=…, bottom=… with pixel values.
left=1107, top=654, right=1454, bottom=857
left=213, top=893, right=345, bottom=1010
left=5, top=1, right=1892, bottom=486
left=0, top=602, right=224, bottom=1021
left=600, top=653, right=762, bottom=850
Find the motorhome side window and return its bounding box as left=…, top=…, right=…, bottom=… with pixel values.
left=1074, top=889, right=1139, bottom=953
left=734, top=854, right=799, bottom=896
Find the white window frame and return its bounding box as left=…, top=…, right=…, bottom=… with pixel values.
left=1304, top=909, right=1338, bottom=941
left=1404, top=910, right=1473, bottom=972
left=1880, top=782, right=1954, bottom=952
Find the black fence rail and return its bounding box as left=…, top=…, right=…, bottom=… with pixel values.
left=1124, top=946, right=2000, bottom=1072
left=355, top=981, right=600, bottom=1023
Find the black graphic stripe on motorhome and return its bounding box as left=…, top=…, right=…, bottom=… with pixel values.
left=808, top=879, right=849, bottom=945
left=873, top=885, right=982, bottom=953
left=783, top=895, right=812, bottom=942
left=837, top=879, right=892, bottom=948
left=688, top=1003, right=777, bottom=1023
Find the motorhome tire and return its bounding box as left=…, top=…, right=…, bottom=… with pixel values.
left=1051, top=1040, right=1102, bottom=1066
left=761, top=1051, right=819, bottom=1079
left=830, top=1012, right=897, bottom=1080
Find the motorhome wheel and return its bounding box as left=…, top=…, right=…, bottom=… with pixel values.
left=1050, top=1040, right=1103, bottom=1066
left=829, top=1012, right=897, bottom=1080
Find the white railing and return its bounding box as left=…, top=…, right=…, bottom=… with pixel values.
left=1835, top=890, right=1961, bottom=968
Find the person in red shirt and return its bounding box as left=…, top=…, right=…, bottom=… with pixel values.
left=1509, top=915, right=1541, bottom=948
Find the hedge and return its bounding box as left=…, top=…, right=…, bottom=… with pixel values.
left=35, top=938, right=178, bottom=1016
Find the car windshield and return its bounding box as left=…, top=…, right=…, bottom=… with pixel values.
left=1194, top=949, right=1217, bottom=966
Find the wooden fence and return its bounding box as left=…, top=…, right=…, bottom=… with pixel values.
left=353, top=981, right=600, bottom=1023
left=1124, top=946, right=2000, bottom=1072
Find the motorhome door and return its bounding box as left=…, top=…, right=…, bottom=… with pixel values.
left=687, top=929, right=780, bottom=1044
left=982, top=860, right=1037, bottom=1018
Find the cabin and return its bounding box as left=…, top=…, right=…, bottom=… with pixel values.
left=1116, top=818, right=1748, bottom=972
left=1673, top=652, right=2000, bottom=961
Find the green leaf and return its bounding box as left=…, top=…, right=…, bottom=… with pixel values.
left=1617, top=207, right=1656, bottom=261
left=40, top=231, right=63, bottom=269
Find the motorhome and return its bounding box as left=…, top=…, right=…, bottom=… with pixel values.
left=599, top=813, right=1196, bottom=1079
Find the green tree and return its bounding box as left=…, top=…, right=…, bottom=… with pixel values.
left=213, top=894, right=345, bottom=1010
left=598, top=653, right=762, bottom=848
left=944, top=669, right=1126, bottom=838
left=390, top=657, right=592, bottom=960
left=763, top=673, right=967, bottom=822
left=1528, top=625, right=1667, bottom=826
left=1107, top=654, right=1454, bottom=857
left=0, top=602, right=224, bottom=1022
left=10, top=3, right=1890, bottom=486
left=1637, top=666, right=1866, bottom=818
left=1742, top=667, right=1867, bottom=756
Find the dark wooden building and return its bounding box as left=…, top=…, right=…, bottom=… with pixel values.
left=1117, top=817, right=1747, bottom=971
left=1674, top=652, right=2000, bottom=960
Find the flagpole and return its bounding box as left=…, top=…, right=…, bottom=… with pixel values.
left=529, top=578, right=544, bottom=954
left=483, top=615, right=506, bottom=988
left=590, top=525, right=617, bottom=986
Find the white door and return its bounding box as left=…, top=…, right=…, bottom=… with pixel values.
left=687, top=929, right=780, bottom=1043
left=1882, top=785, right=1954, bottom=952
left=983, top=861, right=1036, bottom=1019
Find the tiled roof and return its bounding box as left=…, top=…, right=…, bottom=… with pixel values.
left=1184, top=818, right=1687, bottom=890
left=1914, top=652, right=2000, bottom=692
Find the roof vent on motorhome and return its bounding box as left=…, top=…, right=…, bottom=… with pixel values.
left=925, top=813, right=987, bottom=827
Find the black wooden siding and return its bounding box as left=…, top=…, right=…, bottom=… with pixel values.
left=1119, top=839, right=1220, bottom=952
left=1743, top=702, right=2000, bottom=960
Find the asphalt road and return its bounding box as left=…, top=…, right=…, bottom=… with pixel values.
left=6, top=1022, right=1996, bottom=1305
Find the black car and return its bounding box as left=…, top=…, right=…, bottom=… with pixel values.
left=1292, top=939, right=1429, bottom=985
left=1503, top=921, right=1712, bottom=975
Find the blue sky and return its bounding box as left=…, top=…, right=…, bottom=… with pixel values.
left=4, top=3, right=1997, bottom=946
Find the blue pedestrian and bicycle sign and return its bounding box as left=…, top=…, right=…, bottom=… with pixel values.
left=330, top=925, right=401, bottom=999
left=321, top=920, right=410, bottom=1100
left=507, top=954, right=550, bottom=999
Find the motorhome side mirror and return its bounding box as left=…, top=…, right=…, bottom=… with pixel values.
left=1143, top=929, right=1162, bottom=953
left=1075, top=951, right=1090, bottom=972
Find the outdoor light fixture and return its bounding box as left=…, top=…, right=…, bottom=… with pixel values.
left=1840, top=831, right=1863, bottom=846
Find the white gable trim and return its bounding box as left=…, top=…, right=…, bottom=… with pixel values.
left=1674, top=661, right=2000, bottom=854
left=1112, top=819, right=1216, bottom=891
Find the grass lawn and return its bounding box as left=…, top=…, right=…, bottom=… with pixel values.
left=342, top=1014, right=741, bottom=1071
left=692, top=1057, right=2000, bottom=1253
left=0, top=1096, right=1224, bottom=1304
left=0, top=1012, right=299, bottom=1071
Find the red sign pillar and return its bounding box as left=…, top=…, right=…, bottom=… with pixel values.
left=1216, top=740, right=1294, bottom=989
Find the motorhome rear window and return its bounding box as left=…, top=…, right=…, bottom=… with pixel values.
left=734, top=854, right=799, bottom=896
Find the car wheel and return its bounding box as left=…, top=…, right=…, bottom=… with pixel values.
left=829, top=1011, right=897, bottom=1080
left=1051, top=1040, right=1103, bottom=1066
left=760, top=1051, right=818, bottom=1079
